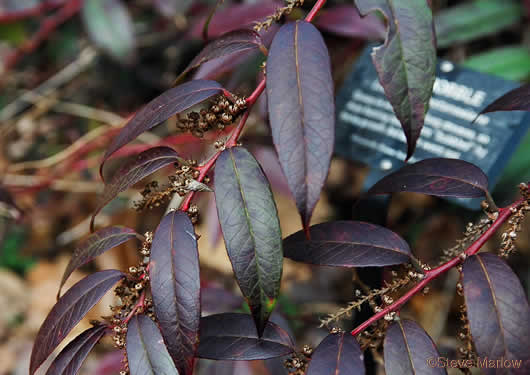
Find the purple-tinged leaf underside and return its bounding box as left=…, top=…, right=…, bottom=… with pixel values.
left=315, top=5, right=385, bottom=40
left=214, top=147, right=283, bottom=337
left=126, top=315, right=179, bottom=375
left=366, top=158, right=488, bottom=198
left=59, top=226, right=139, bottom=297
left=176, top=29, right=265, bottom=83
left=92, top=146, right=183, bottom=231
left=355, top=0, right=436, bottom=159
left=266, top=20, right=335, bottom=230
left=283, top=221, right=411, bottom=267
left=478, top=83, right=530, bottom=115
left=149, top=211, right=200, bottom=375
left=30, top=270, right=125, bottom=375
left=45, top=325, right=107, bottom=375
left=462, top=253, right=530, bottom=374
left=101, top=80, right=223, bottom=176
left=384, top=320, right=447, bottom=375
left=197, top=313, right=294, bottom=360
left=306, top=332, right=365, bottom=375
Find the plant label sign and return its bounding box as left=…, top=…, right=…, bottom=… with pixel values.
left=335, top=47, right=530, bottom=209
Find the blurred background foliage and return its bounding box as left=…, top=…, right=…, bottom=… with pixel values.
left=0, top=0, right=528, bottom=374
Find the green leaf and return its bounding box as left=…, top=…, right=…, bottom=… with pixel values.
left=81, top=0, right=135, bottom=63
left=214, top=147, right=283, bottom=336
left=355, top=0, right=436, bottom=159
left=462, top=46, right=530, bottom=82
left=435, top=0, right=522, bottom=49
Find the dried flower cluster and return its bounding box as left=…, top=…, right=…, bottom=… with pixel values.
left=177, top=95, right=247, bottom=137
left=253, top=0, right=304, bottom=31
left=283, top=345, right=313, bottom=374
left=456, top=297, right=474, bottom=375
left=498, top=182, right=530, bottom=258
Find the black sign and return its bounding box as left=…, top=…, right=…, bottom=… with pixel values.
left=335, top=47, right=530, bottom=209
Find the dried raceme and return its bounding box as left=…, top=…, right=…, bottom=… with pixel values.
left=253, top=0, right=304, bottom=32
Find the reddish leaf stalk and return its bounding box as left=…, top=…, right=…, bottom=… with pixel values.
left=350, top=199, right=524, bottom=337
left=123, top=291, right=146, bottom=325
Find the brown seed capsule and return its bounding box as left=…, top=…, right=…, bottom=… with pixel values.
left=211, top=105, right=221, bottom=113
left=206, top=113, right=217, bottom=124
left=235, top=98, right=246, bottom=108
left=221, top=113, right=232, bottom=123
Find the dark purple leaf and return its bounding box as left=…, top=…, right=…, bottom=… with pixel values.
left=197, top=313, right=294, bottom=360
left=45, top=325, right=107, bottom=375
left=126, top=315, right=179, bottom=375
left=153, top=0, right=192, bottom=18
left=355, top=0, right=436, bottom=159
left=82, top=0, right=135, bottom=63
left=177, top=29, right=265, bottom=83
left=315, top=5, right=385, bottom=40
left=101, top=80, right=223, bottom=175
left=266, top=20, right=335, bottom=229
left=478, top=83, right=530, bottom=115
left=462, top=253, right=530, bottom=374
left=193, top=49, right=257, bottom=81
left=92, top=146, right=183, bottom=231
left=30, top=270, right=125, bottom=375
left=306, top=332, right=365, bottom=375
left=59, top=226, right=139, bottom=297
left=189, top=2, right=280, bottom=39
left=384, top=320, right=447, bottom=375
left=366, top=158, right=488, bottom=198
left=149, top=211, right=200, bottom=375
left=214, top=147, right=283, bottom=336
left=284, top=221, right=411, bottom=267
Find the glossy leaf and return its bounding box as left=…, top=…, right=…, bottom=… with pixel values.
left=384, top=320, right=446, bottom=375
left=355, top=0, right=436, bottom=159
left=101, top=80, right=223, bottom=174
left=462, top=47, right=530, bottom=82
left=283, top=221, right=411, bottom=267
left=214, top=147, right=283, bottom=336
left=478, top=83, right=530, bottom=116
left=149, top=211, right=200, bottom=375
left=462, top=253, right=530, bottom=371
left=266, top=20, right=334, bottom=229
left=30, top=270, right=125, bottom=375
left=81, top=0, right=135, bottom=62
left=315, top=5, right=385, bottom=40
left=435, top=0, right=521, bottom=49
left=153, top=0, right=192, bottom=18
left=45, top=325, right=107, bottom=375
left=59, top=226, right=138, bottom=297
left=190, top=2, right=280, bottom=39
left=197, top=313, right=294, bottom=360
left=92, top=146, right=183, bottom=231
left=306, top=332, right=365, bottom=375
left=366, top=158, right=488, bottom=198
left=176, top=29, right=265, bottom=83
left=126, top=315, right=179, bottom=375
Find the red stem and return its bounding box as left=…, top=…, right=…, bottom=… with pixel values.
left=2, top=0, right=82, bottom=75
left=350, top=200, right=523, bottom=336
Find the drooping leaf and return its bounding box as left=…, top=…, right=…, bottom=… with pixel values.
left=355, top=0, right=436, bottom=159
left=81, top=0, right=135, bottom=63
left=306, top=332, right=365, bottom=375
left=190, top=2, right=280, bottom=39
left=126, top=315, right=180, bottom=375
left=149, top=211, right=200, bottom=375
left=45, top=325, right=107, bottom=375
left=462, top=253, right=530, bottom=371
left=101, top=80, right=223, bottom=175
left=30, top=270, right=125, bottom=375
left=266, top=20, right=334, bottom=229
left=366, top=158, right=488, bottom=198
left=477, top=83, right=530, bottom=116
left=283, top=221, right=411, bottom=267
left=197, top=313, right=294, bottom=360
left=59, top=226, right=139, bottom=297
left=434, top=0, right=521, bottom=49
left=214, top=147, right=283, bottom=336
left=315, top=5, right=385, bottom=40
left=384, top=320, right=447, bottom=375
left=92, top=146, right=183, bottom=231
left=176, top=29, right=265, bottom=83
left=153, top=0, right=192, bottom=18
left=462, top=47, right=530, bottom=82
